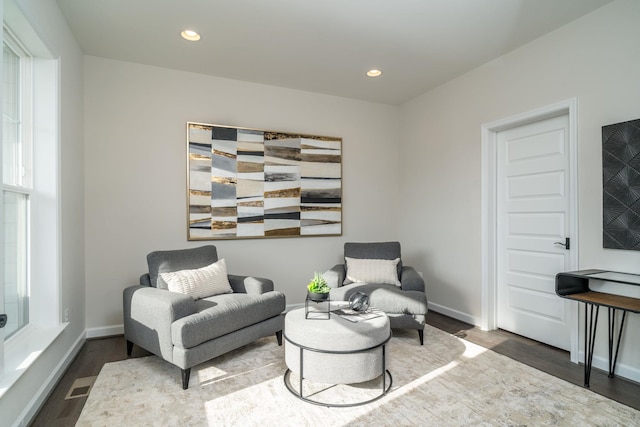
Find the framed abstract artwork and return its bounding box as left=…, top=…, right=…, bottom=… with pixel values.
left=602, top=118, right=640, bottom=250
left=187, top=122, right=342, bottom=240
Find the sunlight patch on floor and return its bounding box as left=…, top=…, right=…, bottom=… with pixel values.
left=399, top=360, right=460, bottom=394
left=460, top=338, right=489, bottom=359
left=198, top=362, right=278, bottom=387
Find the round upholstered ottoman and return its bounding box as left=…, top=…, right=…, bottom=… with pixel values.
left=284, top=305, right=391, bottom=386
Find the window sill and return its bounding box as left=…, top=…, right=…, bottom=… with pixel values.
left=0, top=322, right=68, bottom=399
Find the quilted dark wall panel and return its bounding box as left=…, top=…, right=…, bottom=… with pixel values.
left=602, top=118, right=640, bottom=250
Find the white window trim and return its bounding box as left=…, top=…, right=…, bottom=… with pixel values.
left=3, top=27, right=33, bottom=341
left=1, top=1, right=65, bottom=398
left=3, top=25, right=33, bottom=190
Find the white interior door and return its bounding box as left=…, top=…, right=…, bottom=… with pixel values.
left=496, top=114, right=572, bottom=350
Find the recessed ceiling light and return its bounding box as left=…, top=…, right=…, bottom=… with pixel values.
left=366, top=69, right=383, bottom=77
left=181, top=30, right=201, bottom=41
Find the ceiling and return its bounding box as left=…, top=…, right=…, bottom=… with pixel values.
left=55, top=0, right=612, bottom=105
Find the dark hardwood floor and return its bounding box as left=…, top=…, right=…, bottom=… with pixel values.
left=29, top=311, right=640, bottom=426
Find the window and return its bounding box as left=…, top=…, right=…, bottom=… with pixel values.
left=3, top=29, right=32, bottom=339
left=0, top=4, right=62, bottom=398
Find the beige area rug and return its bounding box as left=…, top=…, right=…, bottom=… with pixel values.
left=76, top=326, right=640, bottom=426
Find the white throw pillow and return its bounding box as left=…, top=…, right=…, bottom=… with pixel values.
left=160, top=258, right=233, bottom=299
left=345, top=257, right=401, bottom=287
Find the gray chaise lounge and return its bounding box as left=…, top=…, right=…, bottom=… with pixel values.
left=324, top=241, right=428, bottom=344
left=123, top=245, right=286, bottom=389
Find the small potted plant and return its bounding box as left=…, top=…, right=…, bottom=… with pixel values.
left=307, top=272, right=330, bottom=301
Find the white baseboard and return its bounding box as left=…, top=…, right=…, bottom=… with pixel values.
left=428, top=301, right=479, bottom=326
left=17, top=331, right=86, bottom=427
left=86, top=324, right=124, bottom=338
left=577, top=351, right=640, bottom=384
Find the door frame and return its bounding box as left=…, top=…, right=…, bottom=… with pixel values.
left=480, top=98, right=580, bottom=362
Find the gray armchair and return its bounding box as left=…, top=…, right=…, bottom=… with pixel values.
left=123, top=245, right=286, bottom=389
left=324, top=241, right=428, bottom=344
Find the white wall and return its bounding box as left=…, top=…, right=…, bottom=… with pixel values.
left=0, top=0, right=85, bottom=425
left=399, top=0, right=640, bottom=379
left=83, top=57, right=401, bottom=331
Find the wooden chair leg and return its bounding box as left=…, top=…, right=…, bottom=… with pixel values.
left=182, top=368, right=191, bottom=390
left=418, top=329, right=424, bottom=345
left=276, top=330, right=283, bottom=346
left=126, top=340, right=134, bottom=356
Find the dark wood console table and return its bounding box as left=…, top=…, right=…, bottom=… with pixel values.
left=556, top=269, right=640, bottom=387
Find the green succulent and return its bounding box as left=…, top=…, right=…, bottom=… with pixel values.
left=307, top=272, right=330, bottom=294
